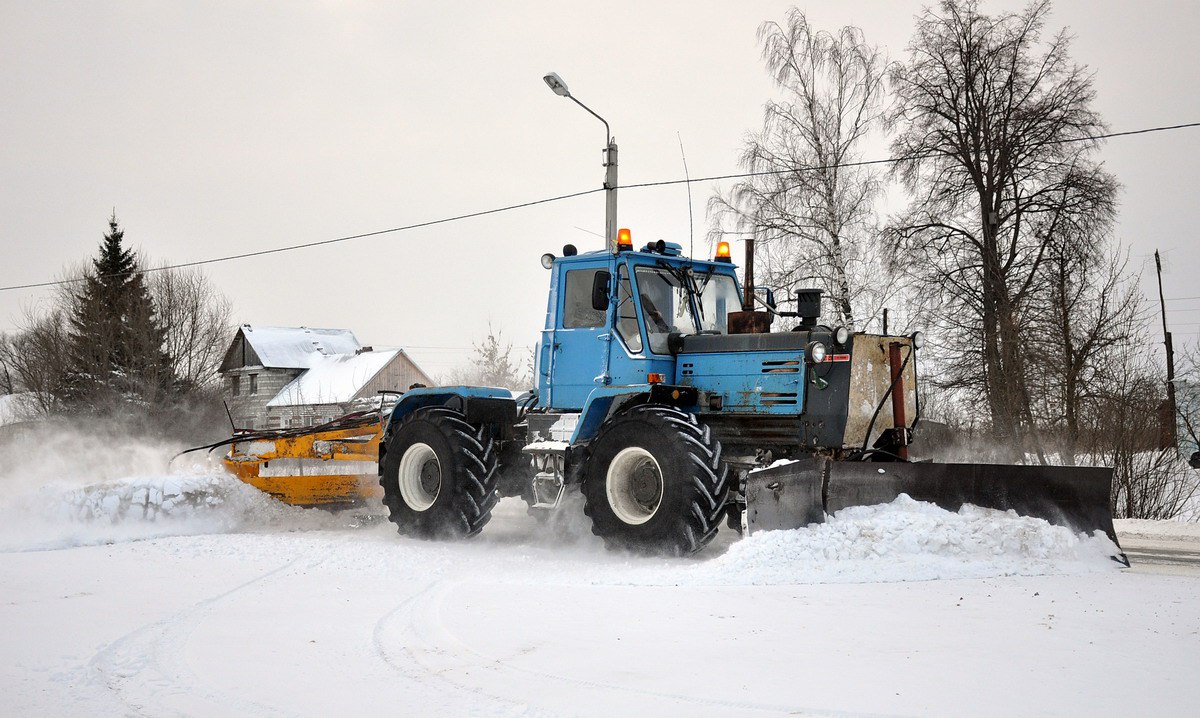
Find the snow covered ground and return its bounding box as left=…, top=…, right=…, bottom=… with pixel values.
left=1, top=461, right=1198, bottom=716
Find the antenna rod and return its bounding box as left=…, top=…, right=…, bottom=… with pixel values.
left=676, top=132, right=694, bottom=258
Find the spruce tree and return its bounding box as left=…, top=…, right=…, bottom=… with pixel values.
left=64, top=213, right=172, bottom=410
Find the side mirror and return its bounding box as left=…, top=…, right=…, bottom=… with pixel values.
left=764, top=288, right=777, bottom=311
left=591, top=271, right=611, bottom=311
left=667, top=331, right=686, bottom=355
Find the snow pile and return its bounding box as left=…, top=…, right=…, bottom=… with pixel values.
left=0, top=468, right=360, bottom=552
left=674, top=495, right=1120, bottom=586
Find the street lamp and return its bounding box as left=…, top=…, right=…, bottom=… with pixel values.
left=543, top=72, right=619, bottom=254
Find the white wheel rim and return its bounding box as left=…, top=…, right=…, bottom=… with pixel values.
left=606, top=447, right=663, bottom=525
left=398, top=442, right=441, bottom=511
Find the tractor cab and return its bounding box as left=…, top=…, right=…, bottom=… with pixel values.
left=536, top=235, right=742, bottom=410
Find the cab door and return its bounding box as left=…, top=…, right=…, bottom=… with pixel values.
left=542, top=264, right=609, bottom=410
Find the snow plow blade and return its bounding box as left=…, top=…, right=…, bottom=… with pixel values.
left=745, top=458, right=1121, bottom=545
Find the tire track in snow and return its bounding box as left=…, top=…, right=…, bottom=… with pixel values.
left=86, top=558, right=308, bottom=718
left=375, top=578, right=887, bottom=718
left=370, top=578, right=549, bottom=717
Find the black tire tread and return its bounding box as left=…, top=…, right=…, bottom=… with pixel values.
left=582, top=404, right=729, bottom=555
left=379, top=407, right=499, bottom=539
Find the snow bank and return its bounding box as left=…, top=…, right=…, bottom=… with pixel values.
left=632, top=495, right=1120, bottom=586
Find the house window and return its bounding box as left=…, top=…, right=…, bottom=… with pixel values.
left=230, top=375, right=241, bottom=397
left=249, top=374, right=258, bottom=395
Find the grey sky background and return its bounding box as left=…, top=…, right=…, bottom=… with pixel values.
left=2, top=0, right=1197, bottom=377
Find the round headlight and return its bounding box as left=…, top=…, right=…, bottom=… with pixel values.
left=911, top=331, right=925, bottom=350
left=806, top=341, right=828, bottom=364
left=834, top=326, right=850, bottom=345
left=540, top=253, right=555, bottom=270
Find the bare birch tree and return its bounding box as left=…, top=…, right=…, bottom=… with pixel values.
left=1021, top=236, right=1142, bottom=463
left=887, top=0, right=1117, bottom=452
left=710, top=9, right=892, bottom=328
left=1095, top=335, right=1199, bottom=519
left=445, top=327, right=531, bottom=391
left=0, top=309, right=72, bottom=415
left=149, top=265, right=232, bottom=390
left=1178, top=343, right=1200, bottom=469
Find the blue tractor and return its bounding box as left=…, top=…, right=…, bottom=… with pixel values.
left=378, top=231, right=1121, bottom=555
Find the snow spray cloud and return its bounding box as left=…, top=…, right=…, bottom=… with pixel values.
left=0, top=421, right=345, bottom=551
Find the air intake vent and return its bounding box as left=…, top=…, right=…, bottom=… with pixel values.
left=760, top=392, right=798, bottom=406
left=761, top=360, right=800, bottom=374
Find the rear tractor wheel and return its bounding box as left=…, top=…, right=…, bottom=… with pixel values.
left=582, top=405, right=729, bottom=555
left=379, top=407, right=499, bottom=539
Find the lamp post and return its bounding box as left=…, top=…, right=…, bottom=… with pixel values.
left=543, top=72, right=618, bottom=253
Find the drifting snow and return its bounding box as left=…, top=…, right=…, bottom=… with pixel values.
left=0, top=461, right=1122, bottom=585
left=0, top=469, right=360, bottom=552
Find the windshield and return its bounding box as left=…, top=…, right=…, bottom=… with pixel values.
left=696, top=274, right=740, bottom=334
left=634, top=266, right=697, bottom=354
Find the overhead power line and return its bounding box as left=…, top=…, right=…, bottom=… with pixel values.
left=619, top=121, right=1200, bottom=190
left=2, top=120, right=1198, bottom=294
left=0, top=186, right=604, bottom=293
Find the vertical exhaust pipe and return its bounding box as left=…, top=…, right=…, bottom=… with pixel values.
left=888, top=341, right=909, bottom=460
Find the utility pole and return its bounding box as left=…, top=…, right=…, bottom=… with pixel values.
left=1155, top=250, right=1178, bottom=445
left=603, top=139, right=618, bottom=253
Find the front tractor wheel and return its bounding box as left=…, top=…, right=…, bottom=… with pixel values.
left=582, top=405, right=729, bottom=555
left=380, top=407, right=499, bottom=539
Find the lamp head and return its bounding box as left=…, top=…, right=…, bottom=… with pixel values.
left=543, top=72, right=571, bottom=97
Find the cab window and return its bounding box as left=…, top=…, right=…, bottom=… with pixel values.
left=634, top=266, right=697, bottom=354
left=697, top=274, right=740, bottom=334
left=562, top=268, right=606, bottom=328
left=615, top=264, right=642, bottom=353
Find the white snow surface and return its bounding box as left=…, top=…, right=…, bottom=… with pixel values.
left=266, top=348, right=400, bottom=407
left=1, top=451, right=1197, bottom=716
left=1115, top=517, right=1200, bottom=539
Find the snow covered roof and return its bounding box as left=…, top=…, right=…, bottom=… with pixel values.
left=235, top=325, right=361, bottom=369
left=266, top=348, right=400, bottom=407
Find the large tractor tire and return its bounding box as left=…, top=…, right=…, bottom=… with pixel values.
left=379, top=407, right=499, bottom=539
left=582, top=404, right=729, bottom=555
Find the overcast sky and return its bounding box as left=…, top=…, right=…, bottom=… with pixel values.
left=2, top=0, right=1197, bottom=377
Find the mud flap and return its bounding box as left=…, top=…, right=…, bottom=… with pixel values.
left=746, top=458, right=1124, bottom=556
